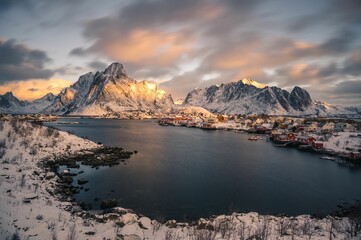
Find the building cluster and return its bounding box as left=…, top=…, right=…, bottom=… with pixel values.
left=158, top=114, right=361, bottom=160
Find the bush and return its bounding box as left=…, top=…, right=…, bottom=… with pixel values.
left=36, top=214, right=44, bottom=220
left=10, top=230, right=20, bottom=240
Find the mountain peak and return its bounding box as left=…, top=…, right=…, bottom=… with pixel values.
left=104, top=62, right=126, bottom=78
left=3, top=91, right=14, bottom=97
left=240, top=78, right=266, bottom=88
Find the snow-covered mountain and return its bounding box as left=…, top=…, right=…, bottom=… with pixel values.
left=43, top=62, right=174, bottom=115
left=0, top=92, right=55, bottom=114
left=183, top=79, right=357, bottom=116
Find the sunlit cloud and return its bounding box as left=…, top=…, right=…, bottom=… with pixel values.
left=94, top=29, right=194, bottom=67
left=0, top=78, right=71, bottom=100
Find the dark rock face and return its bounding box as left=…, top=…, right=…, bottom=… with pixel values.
left=289, top=86, right=313, bottom=111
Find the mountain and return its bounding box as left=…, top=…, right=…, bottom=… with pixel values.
left=43, top=62, right=174, bottom=115
left=0, top=92, right=55, bottom=114
left=183, top=79, right=356, bottom=116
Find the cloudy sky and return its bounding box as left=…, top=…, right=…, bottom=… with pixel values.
left=0, top=0, right=360, bottom=105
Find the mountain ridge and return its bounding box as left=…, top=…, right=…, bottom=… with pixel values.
left=183, top=79, right=357, bottom=116
left=0, top=63, right=359, bottom=116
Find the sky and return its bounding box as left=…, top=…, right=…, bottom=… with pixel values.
left=0, top=0, right=360, bottom=106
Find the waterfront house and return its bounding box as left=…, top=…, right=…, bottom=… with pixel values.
left=206, top=117, right=218, bottom=124
left=296, top=135, right=316, bottom=145
left=312, top=141, right=324, bottom=149
left=350, top=152, right=360, bottom=159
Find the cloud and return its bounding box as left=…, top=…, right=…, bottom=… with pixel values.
left=87, top=61, right=107, bottom=71
left=69, top=47, right=88, bottom=57
left=91, top=29, right=194, bottom=67
left=334, top=80, right=361, bottom=95
left=0, top=78, right=71, bottom=100
left=342, top=52, right=361, bottom=76
left=288, top=0, right=361, bottom=33
left=0, top=39, right=54, bottom=83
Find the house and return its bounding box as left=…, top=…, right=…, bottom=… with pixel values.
left=206, top=117, right=218, bottom=124
left=322, top=122, right=335, bottom=132
left=217, top=115, right=229, bottom=123
left=334, top=122, right=355, bottom=132
left=350, top=152, right=360, bottom=159
left=243, top=119, right=252, bottom=126
left=296, top=135, right=316, bottom=144
left=312, top=141, right=324, bottom=149
left=306, top=123, right=318, bottom=132
left=255, top=118, right=264, bottom=125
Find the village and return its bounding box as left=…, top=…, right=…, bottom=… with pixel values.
left=157, top=113, right=361, bottom=163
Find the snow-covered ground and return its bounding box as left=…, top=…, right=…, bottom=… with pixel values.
left=323, top=132, right=361, bottom=154
left=0, top=119, right=360, bottom=239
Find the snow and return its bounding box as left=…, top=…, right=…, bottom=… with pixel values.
left=323, top=132, right=361, bottom=153
left=240, top=78, right=266, bottom=88
left=0, top=119, right=360, bottom=239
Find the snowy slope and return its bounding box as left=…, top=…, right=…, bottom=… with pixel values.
left=0, top=92, right=55, bottom=114
left=183, top=79, right=357, bottom=116
left=0, top=119, right=357, bottom=239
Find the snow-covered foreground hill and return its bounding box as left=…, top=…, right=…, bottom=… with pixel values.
left=0, top=119, right=360, bottom=239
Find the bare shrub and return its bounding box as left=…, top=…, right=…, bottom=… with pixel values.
left=36, top=214, right=44, bottom=220
left=20, top=139, right=29, bottom=149
left=67, top=223, right=77, bottom=240
left=214, top=218, right=232, bottom=239
left=0, top=139, right=6, bottom=148
left=10, top=230, right=20, bottom=240
left=301, top=218, right=317, bottom=239
left=326, top=217, right=338, bottom=240
left=44, top=127, right=57, bottom=137
left=194, top=229, right=216, bottom=240
left=0, top=148, right=5, bottom=159
left=344, top=216, right=361, bottom=238
left=277, top=218, right=290, bottom=236
left=29, top=146, right=38, bottom=156
left=153, top=220, right=162, bottom=235
left=19, top=174, right=26, bottom=188
left=237, top=220, right=248, bottom=240
left=254, top=218, right=271, bottom=240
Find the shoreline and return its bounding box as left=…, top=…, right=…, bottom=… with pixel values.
left=1, top=118, right=360, bottom=239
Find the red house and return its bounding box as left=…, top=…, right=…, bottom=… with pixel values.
left=351, top=152, right=360, bottom=159
left=296, top=136, right=316, bottom=144
left=312, top=141, right=324, bottom=149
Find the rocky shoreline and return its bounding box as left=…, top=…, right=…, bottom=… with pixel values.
left=40, top=146, right=134, bottom=211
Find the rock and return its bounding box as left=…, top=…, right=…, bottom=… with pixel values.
left=119, top=213, right=138, bottom=225
left=123, top=234, right=141, bottom=240
left=100, top=199, right=117, bottom=209
left=138, top=217, right=151, bottom=229
left=45, top=172, right=55, bottom=179
left=165, top=219, right=177, bottom=228
left=23, top=194, right=38, bottom=203
left=77, top=179, right=88, bottom=185
left=63, top=169, right=70, bottom=174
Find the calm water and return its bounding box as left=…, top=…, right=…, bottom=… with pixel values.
left=45, top=118, right=361, bottom=221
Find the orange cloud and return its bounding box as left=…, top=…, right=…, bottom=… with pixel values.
left=99, top=29, right=194, bottom=66
left=0, top=79, right=71, bottom=100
